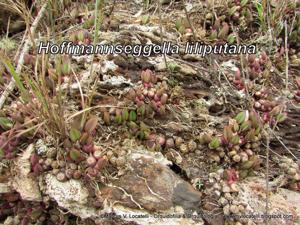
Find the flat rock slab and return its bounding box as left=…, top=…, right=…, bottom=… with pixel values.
left=277, top=188, right=300, bottom=215
left=203, top=176, right=300, bottom=225
left=0, top=182, right=12, bottom=194
left=102, top=150, right=202, bottom=213
left=236, top=177, right=299, bottom=225
left=44, top=173, right=99, bottom=219
left=43, top=148, right=204, bottom=225
left=12, top=144, right=42, bottom=201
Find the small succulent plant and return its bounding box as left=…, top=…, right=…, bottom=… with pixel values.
left=223, top=169, right=239, bottom=185
left=83, top=15, right=95, bottom=29
left=205, top=168, right=247, bottom=224
left=128, top=69, right=169, bottom=116
left=102, top=108, right=139, bottom=126
left=0, top=132, right=19, bottom=160
left=248, top=51, right=270, bottom=80
left=86, top=152, right=108, bottom=178
left=55, top=54, right=72, bottom=76
left=69, top=29, right=92, bottom=45
left=228, top=52, right=270, bottom=92
left=279, top=157, right=300, bottom=192
left=52, top=115, right=107, bottom=181
left=198, top=110, right=263, bottom=176
left=0, top=116, right=13, bottom=130
left=183, top=0, right=252, bottom=44
left=7, top=102, right=43, bottom=138
left=23, top=53, right=37, bottom=68
left=231, top=68, right=245, bottom=90
left=218, top=22, right=230, bottom=39
left=30, top=153, right=43, bottom=175
left=208, top=17, right=231, bottom=41
left=101, top=70, right=169, bottom=127
left=253, top=94, right=287, bottom=126
left=175, top=18, right=190, bottom=35
left=67, top=116, right=98, bottom=152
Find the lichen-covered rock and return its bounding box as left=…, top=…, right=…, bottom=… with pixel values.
left=12, top=144, right=42, bottom=201
left=44, top=173, right=99, bottom=219
left=236, top=177, right=299, bottom=225
left=277, top=188, right=300, bottom=216
left=0, top=182, right=12, bottom=193
left=204, top=176, right=300, bottom=225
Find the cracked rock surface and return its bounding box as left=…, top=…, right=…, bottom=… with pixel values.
left=43, top=148, right=204, bottom=225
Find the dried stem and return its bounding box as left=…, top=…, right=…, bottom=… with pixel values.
left=182, top=0, right=196, bottom=40
left=108, top=0, right=117, bottom=17
left=284, top=20, right=289, bottom=91
left=0, top=0, right=49, bottom=109
left=157, top=0, right=168, bottom=71
left=264, top=128, right=270, bottom=225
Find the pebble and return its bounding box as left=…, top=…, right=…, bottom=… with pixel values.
left=245, top=149, right=253, bottom=156
left=233, top=155, right=241, bottom=162
left=233, top=145, right=240, bottom=151
left=230, top=204, right=239, bottom=214
left=210, top=154, right=220, bottom=163
left=228, top=150, right=237, bottom=157
left=179, top=143, right=189, bottom=154
left=106, top=150, right=114, bottom=159
left=166, top=138, right=175, bottom=148
left=244, top=143, right=251, bottom=149
left=217, top=169, right=224, bottom=175
left=238, top=204, right=245, bottom=213
left=56, top=172, right=67, bottom=182
left=293, top=173, right=300, bottom=181
left=195, top=149, right=201, bottom=155
left=69, top=163, right=77, bottom=170
left=46, top=147, right=57, bottom=158
left=222, top=184, right=231, bottom=193
left=219, top=151, right=225, bottom=158
left=175, top=137, right=184, bottom=147
left=51, top=161, right=59, bottom=169
left=251, top=142, right=259, bottom=149
left=230, top=183, right=239, bottom=192
left=110, top=156, right=117, bottom=165
left=188, top=140, right=197, bottom=152
left=65, top=169, right=74, bottom=179
left=224, top=193, right=233, bottom=201
left=214, top=190, right=221, bottom=197
left=208, top=178, right=215, bottom=184
left=116, top=156, right=126, bottom=167
left=209, top=172, right=218, bottom=179
left=216, top=147, right=224, bottom=152
left=52, top=169, right=59, bottom=175
left=213, top=183, right=221, bottom=190
left=241, top=154, right=249, bottom=162
left=218, top=197, right=228, bottom=206
left=58, top=160, right=66, bottom=168
left=44, top=158, right=53, bottom=167
left=223, top=204, right=230, bottom=215
left=288, top=168, right=297, bottom=176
